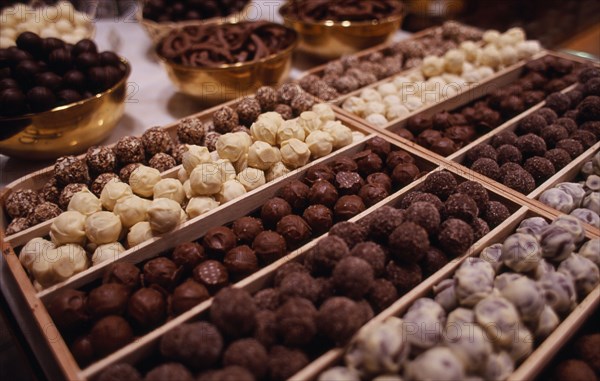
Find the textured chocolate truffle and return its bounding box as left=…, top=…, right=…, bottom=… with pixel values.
left=90, top=173, right=119, bottom=197
left=350, top=242, right=386, bottom=276
left=274, top=104, right=293, bottom=120
left=143, top=257, right=181, bottom=290
left=516, top=133, right=547, bottom=158
left=6, top=218, right=30, bottom=235
left=213, top=106, right=239, bottom=134
left=445, top=193, right=479, bottom=222
left=335, top=171, right=364, bottom=195
left=317, top=297, right=369, bottom=345
left=491, top=130, right=519, bottom=148
left=224, top=245, right=259, bottom=279
left=545, top=92, right=571, bottom=114
left=268, top=346, right=309, bottom=381
left=192, top=260, right=229, bottom=292
left=517, top=114, right=547, bottom=135
left=255, top=86, right=277, bottom=111
left=456, top=181, right=489, bottom=211
left=304, top=235, right=349, bottom=275
left=363, top=205, right=405, bottom=243
left=277, top=180, right=310, bottom=211
left=466, top=144, right=497, bottom=165
left=574, top=333, right=600, bottom=373
left=148, top=153, right=176, bottom=172
left=389, top=222, right=429, bottom=263
left=223, top=339, right=268, bottom=379
left=524, top=156, right=556, bottom=184
left=171, top=279, right=210, bottom=315
left=330, top=156, right=358, bottom=173
left=329, top=221, right=367, bottom=249
left=385, top=261, right=422, bottom=293
left=236, top=97, right=261, bottom=126
left=232, top=217, right=264, bottom=245
left=420, top=247, right=449, bottom=276
left=97, top=364, right=142, bottom=381
left=119, top=163, right=141, bottom=183
left=308, top=180, right=339, bottom=208
left=334, top=195, right=366, bottom=221
left=54, top=156, right=90, bottom=186
left=103, top=262, right=141, bottom=290
left=47, top=289, right=89, bottom=332
left=211, top=287, right=257, bottom=338
left=503, top=169, right=536, bottom=194
left=254, top=288, right=281, bottom=311
left=252, top=231, right=287, bottom=264
left=127, top=287, right=166, bottom=329
left=279, top=272, right=319, bottom=304
left=368, top=278, right=398, bottom=312
left=141, top=126, right=173, bottom=156
left=87, top=283, right=130, bottom=319
left=570, top=130, right=596, bottom=149
left=471, top=158, right=501, bottom=181
left=483, top=201, right=511, bottom=228
left=544, top=148, right=571, bottom=170
left=90, top=316, right=133, bottom=357
left=302, top=204, right=333, bottom=234
left=177, top=117, right=205, bottom=144
left=537, top=107, right=559, bottom=124
left=114, top=136, right=145, bottom=165
left=86, top=146, right=117, bottom=174
left=422, top=171, right=457, bottom=200
left=172, top=242, right=205, bottom=271
left=202, top=226, right=237, bottom=257
left=497, top=144, right=523, bottom=165
left=404, top=201, right=441, bottom=235
left=437, top=218, right=474, bottom=257
left=40, top=177, right=60, bottom=204
left=28, top=201, right=61, bottom=225
left=145, top=363, right=194, bottom=381
left=276, top=215, right=311, bottom=248
left=275, top=297, right=317, bottom=346
left=540, top=125, right=569, bottom=148
left=261, top=197, right=292, bottom=227
left=332, top=257, right=374, bottom=299
left=353, top=150, right=383, bottom=177
left=553, top=360, right=597, bottom=381
left=556, top=139, right=584, bottom=158
left=305, top=164, right=335, bottom=185
left=160, top=322, right=223, bottom=369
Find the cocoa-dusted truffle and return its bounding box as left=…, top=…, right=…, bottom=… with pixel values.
left=171, top=279, right=210, bottom=315
left=177, top=117, right=205, bottom=144
left=420, top=247, right=449, bottom=276
left=276, top=215, right=311, bottom=248
left=86, top=283, right=130, bottom=319
left=232, top=217, right=264, bottom=245
left=143, top=257, right=180, bottom=290
left=317, top=297, right=368, bottom=345
left=389, top=222, right=429, bottom=263
left=211, top=287, right=257, bottom=338
left=145, top=363, right=194, bottom=381
left=350, top=242, right=386, bottom=276
left=223, top=245, right=258, bottom=279
left=358, top=184, right=388, bottom=207
left=574, top=333, right=600, bottom=373
left=236, top=97, right=261, bottom=126
left=334, top=195, right=366, bottom=221
left=268, top=346, right=309, bottom=381
left=304, top=235, right=349, bottom=275
left=516, top=133, right=547, bottom=158
left=28, top=201, right=61, bottom=225
left=570, top=130, right=596, bottom=149
left=537, top=107, right=559, bottom=124
left=353, top=150, right=383, bottom=177
left=223, top=338, right=268, bottom=379
left=445, top=193, right=479, bottom=222
left=252, top=231, right=287, bottom=264
left=261, top=197, right=292, bottom=227
left=308, top=180, right=339, bottom=208
left=556, top=139, right=584, bottom=158
left=335, top=171, right=364, bottom=195
left=119, top=163, right=141, bottom=183
left=517, top=114, right=547, bottom=135
left=471, top=158, right=501, bottom=181
left=332, top=257, right=374, bottom=299
left=86, top=146, right=116, bottom=174
left=366, top=172, right=392, bottom=193
left=544, top=148, right=571, bottom=170
left=540, top=125, right=569, bottom=148
left=103, top=262, right=141, bottom=290
left=277, top=180, right=310, bottom=211
left=302, top=204, right=333, bottom=234
left=160, top=322, right=223, bottom=369
left=471, top=217, right=490, bottom=240
left=47, top=289, right=89, bottom=332
left=277, top=83, right=302, bottom=105
left=54, top=155, right=90, bottom=186
left=279, top=272, right=319, bottom=303
left=172, top=242, right=205, bottom=271
left=202, top=226, right=237, bottom=257
left=255, top=86, right=277, bottom=111
left=363, top=205, right=405, bottom=243
left=386, top=150, right=414, bottom=170
left=254, top=288, right=280, bottom=311
left=422, top=171, right=457, bottom=200
left=329, top=221, right=367, bottom=249
left=275, top=297, right=317, bottom=346
left=497, top=144, right=523, bottom=165
left=97, top=364, right=142, bottom=381
left=273, top=262, right=308, bottom=287
left=491, top=130, right=519, bottom=148
left=545, top=92, right=571, bottom=114
left=556, top=117, right=578, bottom=134
left=90, top=173, right=119, bottom=197
left=552, top=360, right=597, bottom=381
left=127, top=287, right=166, bottom=329
left=291, top=93, right=315, bottom=115
left=365, top=137, right=391, bottom=158
left=192, top=260, right=229, bottom=292
left=524, top=156, right=556, bottom=184
left=148, top=153, right=176, bottom=173
left=58, top=183, right=87, bottom=210
left=368, top=278, right=398, bottom=312
left=503, top=169, right=536, bottom=194
left=213, top=106, right=239, bottom=134
left=391, top=163, right=420, bottom=186
left=90, top=315, right=133, bottom=357
left=274, top=104, right=293, bottom=120
left=437, top=218, right=474, bottom=257
left=141, top=126, right=173, bottom=156
left=305, top=163, right=335, bottom=185
left=330, top=156, right=358, bottom=173
left=404, top=201, right=441, bottom=235
left=456, top=181, right=489, bottom=211
left=385, top=261, right=422, bottom=293
left=483, top=201, right=511, bottom=228
left=466, top=144, right=497, bottom=164
left=114, top=136, right=145, bottom=165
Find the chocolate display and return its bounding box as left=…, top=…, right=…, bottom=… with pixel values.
left=159, top=22, right=296, bottom=67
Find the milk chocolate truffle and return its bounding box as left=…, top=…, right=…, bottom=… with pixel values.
left=224, top=245, right=258, bottom=279
left=202, top=226, right=237, bottom=257
left=28, top=201, right=61, bottom=225
left=553, top=360, right=597, bottom=381
left=471, top=158, right=501, bottom=181
left=90, top=315, right=133, bottom=357
left=268, top=346, right=309, bottom=381
left=192, top=260, right=229, bottom=292
left=353, top=151, right=383, bottom=177
left=213, top=106, right=239, bottom=134
left=211, top=287, right=257, bottom=338
left=574, top=334, right=600, bottom=373
left=160, top=322, right=223, bottom=369
left=232, top=216, right=264, bottom=245
left=334, top=195, right=366, bottom=221
left=366, top=137, right=391, bottom=158
left=223, top=338, right=268, bottom=379
left=97, top=364, right=142, bottom=381
left=86, top=146, right=117, bottom=175
left=91, top=173, right=119, bottom=197
left=260, top=197, right=292, bottom=228
left=317, top=297, right=369, bottom=345
left=47, top=289, right=88, bottom=332
left=172, top=242, right=205, bottom=271
left=386, top=150, right=414, bottom=170
left=302, top=204, right=333, bottom=234
left=391, top=163, right=420, bottom=186
left=276, top=215, right=311, bottom=248
left=114, top=136, right=145, bottom=165
left=304, top=164, right=335, bottom=186
left=277, top=180, right=310, bottom=211
left=405, top=201, right=442, bottom=235
left=389, top=222, right=429, bottom=263
left=274, top=297, right=317, bottom=346
left=330, top=156, right=358, bottom=173
left=143, top=257, right=181, bottom=290
left=483, top=201, right=511, bottom=228
left=437, top=218, right=474, bottom=256
left=366, top=173, right=392, bottom=194
left=119, top=163, right=141, bottom=183
left=87, top=283, right=130, bottom=319
left=145, top=363, right=194, bottom=381
left=171, top=279, right=210, bottom=315
left=524, top=157, right=556, bottom=184
left=368, top=277, right=399, bottom=312
left=309, top=180, right=339, bottom=208
left=103, top=262, right=141, bottom=290
left=127, top=287, right=166, bottom=329
left=252, top=231, right=287, bottom=264
left=556, top=139, right=584, bottom=158
left=333, top=257, right=374, bottom=300
left=236, top=97, right=261, bottom=126
left=305, top=235, right=349, bottom=275
left=54, top=156, right=90, bottom=186
left=422, top=171, right=457, bottom=200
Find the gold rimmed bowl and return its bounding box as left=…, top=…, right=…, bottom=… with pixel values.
left=0, top=60, right=131, bottom=160
left=279, top=0, right=405, bottom=60
left=155, top=21, right=298, bottom=105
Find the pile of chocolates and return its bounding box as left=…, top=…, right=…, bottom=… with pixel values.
left=281, top=0, right=403, bottom=22
left=0, top=32, right=127, bottom=116
left=142, top=0, right=250, bottom=23
left=298, top=21, right=483, bottom=100
left=539, top=151, right=600, bottom=226
left=319, top=215, right=598, bottom=381
left=158, top=21, right=296, bottom=67
left=400, top=55, right=583, bottom=156
left=464, top=66, right=600, bottom=194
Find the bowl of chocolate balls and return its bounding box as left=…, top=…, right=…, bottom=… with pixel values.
left=279, top=0, right=405, bottom=60
left=0, top=32, right=131, bottom=160
left=155, top=21, right=298, bottom=104
left=138, top=0, right=252, bottom=43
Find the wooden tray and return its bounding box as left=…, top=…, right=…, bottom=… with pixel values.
left=292, top=206, right=600, bottom=381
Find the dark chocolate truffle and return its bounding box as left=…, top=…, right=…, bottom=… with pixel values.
left=97, top=364, right=142, bottom=381
left=329, top=221, right=367, bottom=249
left=261, top=197, right=292, bottom=227
left=437, top=218, right=474, bottom=257
left=332, top=257, right=374, bottom=299
left=330, top=156, right=358, bottom=173
left=366, top=172, right=392, bottom=193
left=363, top=205, right=405, bottom=243
left=279, top=272, right=319, bottom=304
left=308, top=180, right=339, bottom=208
left=145, top=363, right=194, bottom=381
left=90, top=316, right=133, bottom=357
left=580, top=121, right=600, bottom=138
left=556, top=139, right=584, bottom=158
left=236, top=97, right=261, bottom=126
left=103, top=262, right=141, bottom=290
left=333, top=195, right=366, bottom=221
left=391, top=163, right=420, bottom=186
left=302, top=204, right=333, bottom=234
left=211, top=287, right=257, bottom=338
left=268, top=346, right=309, bottom=381
left=143, top=257, right=181, bottom=290
left=127, top=287, right=166, bottom=329
left=544, top=148, right=571, bottom=170
left=540, top=125, right=569, bottom=148
left=172, top=242, right=205, bottom=271
left=202, top=226, right=237, bottom=258
left=503, top=169, right=536, bottom=194
left=365, top=137, right=391, bottom=158
left=389, top=222, right=429, bottom=263
left=114, top=136, right=145, bottom=165
left=223, top=245, right=258, bottom=279
left=275, top=297, right=317, bottom=346
left=276, top=180, right=310, bottom=211
left=491, top=130, right=518, bottom=148
left=404, top=201, right=441, bottom=235
left=223, top=339, right=268, bottom=379
left=524, top=156, right=556, bottom=184
left=517, top=114, right=547, bottom=135
left=252, top=231, right=287, bottom=264
left=335, top=171, right=364, bottom=195
left=537, top=107, right=559, bottom=125
left=304, top=163, right=335, bottom=185
left=87, top=283, right=130, bottom=319
left=444, top=193, right=479, bottom=222
left=516, top=133, right=547, bottom=158
left=386, top=150, right=415, bottom=170
left=304, top=235, right=349, bottom=275
left=358, top=184, right=388, bottom=207
left=483, top=201, right=511, bottom=228
left=368, top=278, right=398, bottom=312
left=420, top=247, right=449, bottom=276
left=171, top=279, right=210, bottom=315
left=385, top=261, right=422, bottom=293
left=496, top=144, right=523, bottom=165
left=456, top=181, right=489, bottom=211
left=254, top=288, right=281, bottom=311
left=471, top=217, right=491, bottom=241
left=574, top=333, right=600, bottom=373
left=570, top=130, right=596, bottom=149
left=353, top=150, right=383, bottom=176
left=471, top=158, right=501, bottom=181
left=160, top=322, right=223, bottom=369
left=276, top=215, right=311, bottom=248
left=466, top=144, right=497, bottom=164
left=422, top=171, right=457, bottom=200
left=47, top=289, right=89, bottom=332
left=192, top=260, right=229, bottom=292
left=317, top=297, right=369, bottom=345
left=545, top=92, right=571, bottom=114
left=552, top=359, right=597, bottom=381
left=232, top=216, right=264, bottom=244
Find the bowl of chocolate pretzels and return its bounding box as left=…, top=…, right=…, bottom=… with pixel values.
left=280, top=0, right=405, bottom=60
left=155, top=21, right=298, bottom=104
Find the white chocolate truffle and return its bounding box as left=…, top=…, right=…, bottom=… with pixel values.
left=535, top=305, right=559, bottom=340
left=190, top=163, right=223, bottom=195
left=44, top=244, right=88, bottom=285
left=312, top=103, right=336, bottom=122
left=280, top=138, right=311, bottom=169
left=570, top=208, right=600, bottom=227
left=183, top=180, right=193, bottom=199
left=403, top=96, right=423, bottom=111
left=214, top=158, right=236, bottom=182
left=306, top=130, right=333, bottom=158
left=433, top=278, right=458, bottom=312
left=298, top=111, right=322, bottom=134
left=147, top=198, right=183, bottom=234
left=460, top=41, right=479, bottom=62
left=454, top=258, right=495, bottom=307
left=403, top=298, right=445, bottom=351
left=501, top=233, right=541, bottom=272
left=506, top=27, right=526, bottom=44
left=92, top=242, right=126, bottom=266
left=20, top=238, right=55, bottom=272
left=516, top=217, right=549, bottom=238
left=405, top=347, right=465, bottom=381
left=578, top=239, right=600, bottom=266
left=483, top=29, right=501, bottom=44
left=276, top=119, right=305, bottom=144
left=479, top=243, right=503, bottom=273
left=421, top=55, right=445, bottom=78
left=236, top=168, right=266, bottom=191
left=539, top=188, right=575, bottom=213
left=258, top=111, right=284, bottom=128
left=85, top=211, right=122, bottom=245
left=392, top=75, right=412, bottom=91
left=516, top=40, right=541, bottom=59
left=386, top=104, right=410, bottom=120
left=365, top=114, right=388, bottom=127
left=533, top=258, right=555, bottom=280
left=233, top=154, right=248, bottom=174
left=318, top=367, right=360, bottom=381
left=383, top=94, right=401, bottom=106
left=345, top=317, right=410, bottom=377
left=446, top=307, right=475, bottom=328
left=499, top=276, right=545, bottom=323
left=555, top=182, right=586, bottom=207
left=266, top=162, right=291, bottom=182
left=217, top=132, right=251, bottom=162
left=129, top=165, right=161, bottom=198
left=127, top=221, right=154, bottom=248
left=558, top=253, right=600, bottom=297
left=113, top=195, right=150, bottom=228
left=153, top=178, right=185, bottom=204
left=342, top=96, right=367, bottom=116
left=352, top=131, right=366, bottom=143
left=474, top=295, right=520, bottom=347
left=508, top=325, right=533, bottom=362
left=582, top=192, right=600, bottom=214
left=364, top=101, right=386, bottom=116
left=538, top=270, right=577, bottom=315
left=445, top=323, right=493, bottom=372
left=376, top=83, right=397, bottom=97
left=250, top=115, right=279, bottom=146
left=444, top=49, right=465, bottom=74
left=218, top=179, right=247, bottom=203
left=540, top=224, right=576, bottom=262
left=248, top=141, right=282, bottom=170
left=494, top=272, right=525, bottom=291
left=100, top=180, right=133, bottom=211
left=68, top=189, right=101, bottom=216
left=477, top=66, right=495, bottom=79
left=479, top=45, right=502, bottom=69
left=50, top=211, right=87, bottom=246
left=186, top=197, right=220, bottom=219
left=178, top=167, right=189, bottom=183
left=484, top=351, right=514, bottom=381
left=359, top=88, right=383, bottom=103
left=552, top=215, right=586, bottom=243
left=182, top=145, right=211, bottom=174
left=322, top=121, right=353, bottom=149
left=500, top=45, right=518, bottom=66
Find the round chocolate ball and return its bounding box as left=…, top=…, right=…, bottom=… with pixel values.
left=516, top=133, right=547, bottom=158
left=329, top=221, right=367, bottom=249
left=437, top=218, right=474, bottom=257
left=445, top=193, right=479, bottom=222
left=213, top=106, right=239, bottom=134
left=223, top=339, right=268, bottom=379
left=127, top=287, right=166, bottom=329
left=304, top=235, right=349, bottom=275
left=456, top=181, right=489, bottom=211
left=358, top=184, right=388, bottom=207
left=146, top=364, right=194, bottom=381
left=143, top=257, right=181, bottom=290
left=252, top=231, right=287, bottom=264
left=279, top=272, right=319, bottom=304
left=386, top=150, right=414, bottom=170
left=0, top=88, right=27, bottom=116
left=27, top=86, right=56, bottom=112
left=160, top=322, right=223, bottom=370
left=385, top=261, right=422, bottom=293
left=353, top=150, right=383, bottom=177
left=389, top=222, right=429, bottom=263
left=255, top=86, right=277, bottom=111
left=171, top=242, right=205, bottom=271
left=202, top=226, right=237, bottom=258
left=171, top=279, right=210, bottom=315
left=232, top=216, right=264, bottom=245
left=517, top=114, right=547, bottom=135
left=86, top=146, right=117, bottom=174
left=350, top=242, right=386, bottom=276
left=537, top=107, right=559, bottom=125
left=192, top=260, right=229, bottom=292
left=16, top=32, right=43, bottom=57
left=211, top=287, right=257, bottom=338
left=496, top=144, right=523, bottom=165
left=90, top=316, right=133, bottom=357
left=404, top=201, right=441, bottom=235
left=316, top=297, right=369, bottom=345
left=524, top=156, right=556, bottom=184
left=277, top=180, right=310, bottom=211
left=87, top=283, right=130, bottom=319
left=73, top=39, right=98, bottom=56
left=302, top=204, right=333, bottom=234
left=368, top=278, right=398, bottom=312
left=334, top=195, right=366, bottom=221
left=268, top=346, right=309, bottom=381
left=46, top=289, right=89, bottom=333
left=308, top=180, right=339, bottom=208
left=63, top=70, right=86, bottom=91
left=471, top=158, right=501, bottom=181
left=235, top=97, right=261, bottom=126
left=86, top=171, right=112, bottom=198
left=544, top=148, right=571, bottom=170
left=391, top=163, right=420, bottom=187
left=491, top=130, right=518, bottom=148
left=420, top=247, right=449, bottom=276
left=276, top=215, right=311, bottom=248
left=304, top=163, right=335, bottom=185
left=103, top=262, right=141, bottom=290
left=503, top=169, right=536, bottom=194
left=365, top=137, right=391, bottom=158
left=553, top=360, right=597, bottom=381
left=261, top=197, right=292, bottom=227
left=422, top=171, right=457, bottom=200
left=483, top=201, right=511, bottom=228
left=97, top=364, right=142, bottom=381
left=149, top=153, right=176, bottom=172
left=556, top=139, right=584, bottom=159
left=332, top=257, right=374, bottom=300
left=366, top=172, right=392, bottom=193
left=114, top=136, right=145, bottom=165
left=466, top=144, right=497, bottom=165
left=330, top=156, right=358, bottom=173
left=254, top=288, right=281, bottom=311
left=141, top=126, right=173, bottom=156
left=362, top=205, right=405, bottom=243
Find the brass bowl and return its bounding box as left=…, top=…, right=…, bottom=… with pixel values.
left=0, top=60, right=131, bottom=160
left=155, top=22, right=298, bottom=105
left=279, top=2, right=404, bottom=60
